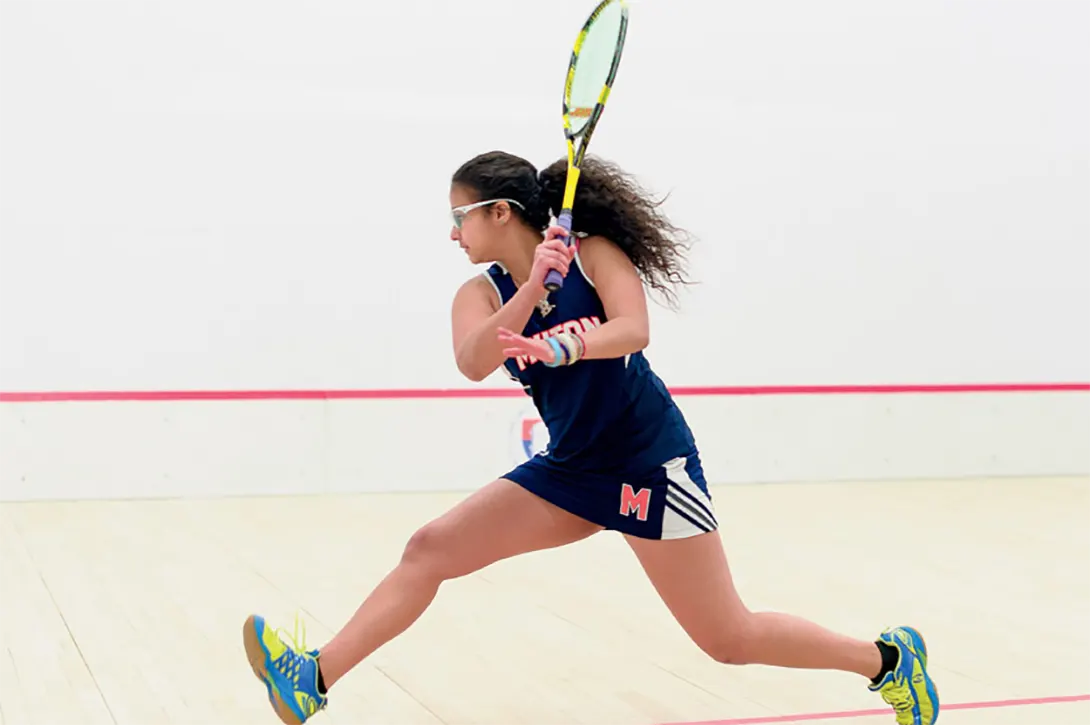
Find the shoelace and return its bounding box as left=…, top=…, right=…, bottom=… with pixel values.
left=881, top=681, right=916, bottom=714
left=274, top=611, right=311, bottom=658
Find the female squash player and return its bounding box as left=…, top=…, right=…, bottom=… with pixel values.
left=241, top=150, right=939, bottom=725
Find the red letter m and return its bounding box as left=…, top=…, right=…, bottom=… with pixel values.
left=619, top=483, right=651, bottom=521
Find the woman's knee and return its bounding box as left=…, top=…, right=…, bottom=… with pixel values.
left=694, top=613, right=757, bottom=665
left=399, top=520, right=473, bottom=582
left=400, top=523, right=447, bottom=576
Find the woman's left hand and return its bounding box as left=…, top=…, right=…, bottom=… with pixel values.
left=497, top=327, right=555, bottom=365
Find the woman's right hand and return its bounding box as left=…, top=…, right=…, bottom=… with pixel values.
left=528, top=228, right=576, bottom=290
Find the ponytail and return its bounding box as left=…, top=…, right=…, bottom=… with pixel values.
left=538, top=155, right=694, bottom=307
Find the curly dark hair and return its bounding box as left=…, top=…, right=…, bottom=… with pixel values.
left=451, top=150, right=694, bottom=306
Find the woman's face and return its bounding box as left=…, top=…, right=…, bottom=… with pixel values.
left=449, top=184, right=517, bottom=265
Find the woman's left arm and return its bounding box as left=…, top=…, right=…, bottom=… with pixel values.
left=571, top=234, right=650, bottom=360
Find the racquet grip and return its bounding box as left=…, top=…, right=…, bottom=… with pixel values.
left=543, top=210, right=574, bottom=292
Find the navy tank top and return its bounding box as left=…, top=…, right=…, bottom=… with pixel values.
left=483, top=245, right=698, bottom=475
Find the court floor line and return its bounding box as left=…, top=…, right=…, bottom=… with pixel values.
left=661, top=693, right=1090, bottom=725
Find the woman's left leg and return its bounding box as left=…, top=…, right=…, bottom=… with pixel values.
left=624, top=531, right=882, bottom=675
left=625, top=531, right=939, bottom=725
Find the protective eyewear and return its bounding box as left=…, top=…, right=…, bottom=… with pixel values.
left=451, top=198, right=525, bottom=229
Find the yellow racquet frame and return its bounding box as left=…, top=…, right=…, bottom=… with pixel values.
left=544, top=0, right=629, bottom=292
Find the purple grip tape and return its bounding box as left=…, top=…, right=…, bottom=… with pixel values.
left=543, top=210, right=574, bottom=292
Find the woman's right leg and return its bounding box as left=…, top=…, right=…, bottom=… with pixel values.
left=243, top=477, right=600, bottom=724
left=314, top=477, right=601, bottom=688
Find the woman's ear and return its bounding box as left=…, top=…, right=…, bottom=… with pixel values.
left=492, top=201, right=512, bottom=225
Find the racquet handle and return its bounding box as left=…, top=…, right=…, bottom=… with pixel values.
left=543, top=210, right=574, bottom=292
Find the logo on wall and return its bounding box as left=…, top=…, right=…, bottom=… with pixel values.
left=510, top=406, right=549, bottom=464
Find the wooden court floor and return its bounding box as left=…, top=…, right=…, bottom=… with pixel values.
left=2, top=475, right=1088, bottom=725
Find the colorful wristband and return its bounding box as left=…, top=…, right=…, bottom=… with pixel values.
left=543, top=336, right=566, bottom=367
left=543, top=332, right=586, bottom=368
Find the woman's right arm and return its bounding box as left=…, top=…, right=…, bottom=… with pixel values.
left=451, top=239, right=575, bottom=382
left=451, top=277, right=542, bottom=382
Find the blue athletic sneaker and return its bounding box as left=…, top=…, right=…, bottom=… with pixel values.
left=242, top=614, right=328, bottom=724
left=869, top=626, right=940, bottom=724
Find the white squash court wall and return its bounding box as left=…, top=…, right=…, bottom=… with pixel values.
left=1, top=0, right=1088, bottom=501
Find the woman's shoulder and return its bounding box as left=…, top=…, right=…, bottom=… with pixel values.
left=454, top=268, right=503, bottom=312
left=575, top=233, right=625, bottom=260
left=572, top=234, right=632, bottom=284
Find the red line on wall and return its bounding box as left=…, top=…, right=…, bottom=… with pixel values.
left=0, top=382, right=1087, bottom=403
